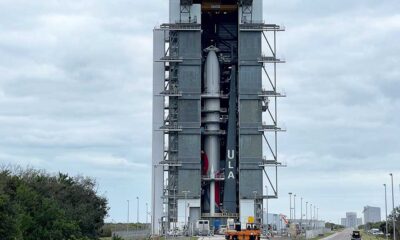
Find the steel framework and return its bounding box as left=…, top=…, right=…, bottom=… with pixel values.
left=239, top=22, right=286, bottom=201
left=153, top=0, right=286, bottom=233
left=156, top=18, right=202, bottom=230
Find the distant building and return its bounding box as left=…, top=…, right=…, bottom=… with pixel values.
left=341, top=212, right=362, bottom=228
left=357, top=218, right=363, bottom=226
left=363, top=206, right=381, bottom=224
left=347, top=212, right=358, bottom=228
left=263, top=213, right=286, bottom=231
left=341, top=218, right=347, bottom=227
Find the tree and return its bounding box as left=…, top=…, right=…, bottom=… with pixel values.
left=325, top=222, right=344, bottom=230
left=387, top=206, right=400, bottom=239
left=0, top=167, right=109, bottom=240
left=359, top=221, right=387, bottom=232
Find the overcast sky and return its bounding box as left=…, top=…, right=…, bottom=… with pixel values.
left=0, top=0, right=399, bottom=224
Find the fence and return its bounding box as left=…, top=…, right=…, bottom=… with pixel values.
left=112, top=229, right=151, bottom=240
left=305, top=228, right=332, bottom=239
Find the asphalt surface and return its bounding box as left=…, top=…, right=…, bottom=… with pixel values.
left=168, top=229, right=356, bottom=240
left=322, top=228, right=355, bottom=240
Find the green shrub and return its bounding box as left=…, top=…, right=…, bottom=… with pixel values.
left=0, top=167, right=109, bottom=240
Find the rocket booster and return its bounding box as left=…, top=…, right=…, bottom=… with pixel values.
left=203, top=46, right=220, bottom=216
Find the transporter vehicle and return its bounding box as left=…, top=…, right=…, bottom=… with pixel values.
left=225, top=217, right=261, bottom=240
left=225, top=218, right=241, bottom=236
left=196, top=220, right=211, bottom=236
left=351, top=230, right=362, bottom=240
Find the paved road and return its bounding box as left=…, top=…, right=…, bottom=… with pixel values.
left=197, top=235, right=225, bottom=240
left=322, top=228, right=354, bottom=240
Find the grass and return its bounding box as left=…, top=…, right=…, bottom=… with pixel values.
left=157, top=237, right=198, bottom=240
left=358, top=230, right=386, bottom=240
left=99, top=237, right=198, bottom=240
left=308, top=231, right=336, bottom=240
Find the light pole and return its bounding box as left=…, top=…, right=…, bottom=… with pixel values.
left=265, top=185, right=269, bottom=231
left=301, top=197, right=303, bottom=227
left=310, top=204, right=313, bottom=228
left=294, top=194, right=297, bottom=221
left=306, top=201, right=308, bottom=225
left=137, top=196, right=140, bottom=224
left=314, top=205, right=316, bottom=229
left=390, top=173, right=396, bottom=240
left=384, top=184, right=388, bottom=240
left=289, top=192, right=293, bottom=220
left=127, top=200, right=130, bottom=233
left=146, top=202, right=148, bottom=224
left=182, top=190, right=190, bottom=231
left=317, top=207, right=319, bottom=229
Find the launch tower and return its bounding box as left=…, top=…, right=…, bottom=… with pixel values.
left=152, top=0, right=285, bottom=234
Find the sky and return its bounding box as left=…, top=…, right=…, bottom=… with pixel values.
left=0, top=0, right=399, bottom=224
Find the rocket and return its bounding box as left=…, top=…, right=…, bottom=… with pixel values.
left=203, top=46, right=220, bottom=216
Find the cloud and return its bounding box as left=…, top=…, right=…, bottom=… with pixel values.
left=0, top=152, right=45, bottom=166
left=0, top=0, right=157, bottom=221
left=261, top=0, right=400, bottom=221
left=0, top=0, right=399, bottom=223
left=56, top=152, right=148, bottom=171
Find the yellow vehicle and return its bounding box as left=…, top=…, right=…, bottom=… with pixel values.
left=225, top=217, right=261, bottom=240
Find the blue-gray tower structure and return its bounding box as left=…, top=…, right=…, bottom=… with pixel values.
left=152, top=0, right=285, bottom=234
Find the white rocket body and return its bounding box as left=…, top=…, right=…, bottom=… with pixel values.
left=204, top=47, right=220, bottom=216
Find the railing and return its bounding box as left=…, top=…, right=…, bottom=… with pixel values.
left=259, top=89, right=286, bottom=97
left=259, top=124, right=286, bottom=132
left=258, top=55, right=286, bottom=63
left=160, top=23, right=201, bottom=31
left=160, top=124, right=182, bottom=132
left=160, top=89, right=182, bottom=96
left=158, top=56, right=184, bottom=63
left=201, top=212, right=239, bottom=218
left=240, top=23, right=285, bottom=31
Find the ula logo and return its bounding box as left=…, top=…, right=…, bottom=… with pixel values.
left=227, top=149, right=235, bottom=179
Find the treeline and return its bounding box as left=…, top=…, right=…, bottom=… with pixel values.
left=359, top=221, right=386, bottom=232
left=0, top=166, right=108, bottom=240
left=325, top=222, right=345, bottom=230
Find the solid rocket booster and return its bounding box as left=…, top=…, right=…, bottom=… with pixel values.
left=204, top=46, right=220, bottom=216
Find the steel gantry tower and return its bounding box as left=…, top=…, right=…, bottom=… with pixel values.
left=152, top=0, right=285, bottom=235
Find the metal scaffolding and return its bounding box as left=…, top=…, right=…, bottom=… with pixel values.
left=239, top=22, right=286, bottom=201
left=153, top=0, right=286, bottom=234
left=156, top=13, right=202, bottom=229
